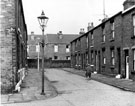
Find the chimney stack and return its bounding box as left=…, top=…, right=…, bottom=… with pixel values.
left=57, top=31, right=63, bottom=39
left=123, top=0, right=135, bottom=10
left=79, top=28, right=85, bottom=35
left=87, top=22, right=94, bottom=31
left=31, top=31, right=34, bottom=35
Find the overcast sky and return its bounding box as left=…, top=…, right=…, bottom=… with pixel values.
left=22, top=0, right=124, bottom=35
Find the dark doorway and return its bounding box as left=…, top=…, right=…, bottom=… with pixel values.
left=98, top=51, right=101, bottom=73
left=117, top=48, right=121, bottom=74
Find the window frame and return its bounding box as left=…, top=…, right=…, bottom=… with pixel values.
left=54, top=45, right=58, bottom=52
left=111, top=21, right=115, bottom=39
left=111, top=48, right=115, bottom=66
left=102, top=26, right=106, bottom=42
left=66, top=45, right=70, bottom=53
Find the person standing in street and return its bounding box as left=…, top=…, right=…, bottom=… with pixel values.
left=85, top=64, right=92, bottom=79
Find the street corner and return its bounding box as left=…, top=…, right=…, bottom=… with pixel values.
left=1, top=93, right=24, bottom=104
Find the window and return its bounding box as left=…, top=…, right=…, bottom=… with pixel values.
left=102, top=48, right=106, bottom=65
left=133, top=49, right=135, bottom=71
left=133, top=15, right=135, bottom=36
left=54, top=56, right=58, bottom=60
left=66, top=56, right=70, bottom=60
left=111, top=48, right=115, bottom=65
left=102, top=26, right=105, bottom=42
left=54, top=45, right=58, bottom=52
left=91, top=33, right=94, bottom=46
left=36, top=44, right=40, bottom=52
left=27, top=45, right=29, bottom=53
left=111, top=21, right=115, bottom=39
left=86, top=36, right=89, bottom=48
left=66, top=45, right=70, bottom=52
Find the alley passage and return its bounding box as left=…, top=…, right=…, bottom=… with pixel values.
left=4, top=68, right=135, bottom=106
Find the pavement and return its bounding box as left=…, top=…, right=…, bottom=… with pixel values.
left=62, top=68, right=135, bottom=92
left=1, top=69, right=58, bottom=104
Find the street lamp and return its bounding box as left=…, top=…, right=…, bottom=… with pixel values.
left=37, top=10, right=49, bottom=95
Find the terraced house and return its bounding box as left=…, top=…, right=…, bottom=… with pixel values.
left=0, top=0, right=27, bottom=93
left=70, top=0, right=135, bottom=80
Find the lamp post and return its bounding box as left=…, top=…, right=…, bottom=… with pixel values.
left=37, top=11, right=49, bottom=95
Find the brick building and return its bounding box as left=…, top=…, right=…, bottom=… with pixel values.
left=27, top=31, right=79, bottom=60
left=70, top=0, right=135, bottom=80
left=0, top=0, right=27, bottom=93
left=27, top=32, right=42, bottom=59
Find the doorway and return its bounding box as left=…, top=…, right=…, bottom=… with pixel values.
left=125, top=50, right=129, bottom=79
left=98, top=51, right=101, bottom=73
left=117, top=48, right=121, bottom=74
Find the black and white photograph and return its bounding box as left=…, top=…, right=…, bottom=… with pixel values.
left=0, top=0, right=135, bottom=106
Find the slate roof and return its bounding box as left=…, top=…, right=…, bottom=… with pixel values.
left=46, top=34, right=80, bottom=44
left=27, top=33, right=80, bottom=45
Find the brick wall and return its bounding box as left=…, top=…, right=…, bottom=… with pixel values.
left=0, top=0, right=27, bottom=93
left=0, top=0, right=16, bottom=93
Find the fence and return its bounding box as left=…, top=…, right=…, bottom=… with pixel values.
left=27, top=59, right=71, bottom=68
left=14, top=68, right=27, bottom=92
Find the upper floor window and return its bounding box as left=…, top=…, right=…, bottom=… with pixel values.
left=66, top=45, right=70, bottom=53
left=86, top=36, right=89, bottom=48
left=102, top=26, right=105, bottom=42
left=91, top=32, right=94, bottom=46
left=111, top=20, right=115, bottom=39
left=133, top=15, right=135, bottom=36
left=54, top=45, right=58, bottom=52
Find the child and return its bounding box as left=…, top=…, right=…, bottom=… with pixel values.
left=85, top=64, right=92, bottom=78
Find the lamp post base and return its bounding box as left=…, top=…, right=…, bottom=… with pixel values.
left=41, top=92, right=45, bottom=95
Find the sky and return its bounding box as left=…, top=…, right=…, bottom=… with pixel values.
left=22, top=0, right=124, bottom=35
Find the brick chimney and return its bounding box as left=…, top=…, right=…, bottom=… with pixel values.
left=123, top=0, right=135, bottom=10
left=57, top=31, right=63, bottom=39
left=79, top=28, right=85, bottom=35
left=87, top=22, right=94, bottom=31
left=31, top=31, right=34, bottom=35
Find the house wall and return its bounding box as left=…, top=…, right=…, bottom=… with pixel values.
left=70, top=7, right=135, bottom=80
left=122, top=8, right=135, bottom=79
left=0, top=0, right=27, bottom=93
